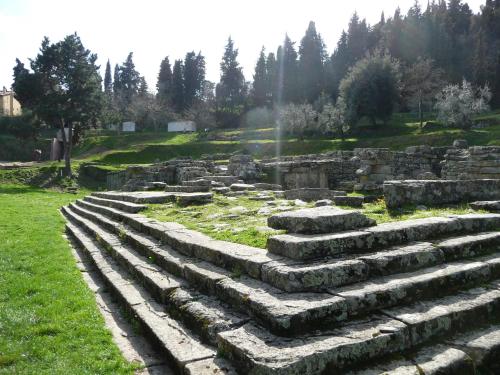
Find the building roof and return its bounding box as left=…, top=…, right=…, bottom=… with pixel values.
left=0, top=87, right=14, bottom=96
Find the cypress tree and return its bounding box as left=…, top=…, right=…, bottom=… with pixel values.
left=157, top=56, right=173, bottom=103
left=217, top=37, right=246, bottom=107
left=183, top=51, right=206, bottom=108
left=104, top=59, right=112, bottom=94
left=298, top=21, right=327, bottom=103
left=252, top=47, right=269, bottom=107
left=172, top=59, right=185, bottom=112
left=278, top=34, right=299, bottom=103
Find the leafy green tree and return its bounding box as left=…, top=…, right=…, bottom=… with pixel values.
left=326, top=31, right=349, bottom=100
left=403, top=57, right=444, bottom=127
left=266, top=52, right=277, bottom=104
left=252, top=47, right=269, bottom=107
left=298, top=21, right=327, bottom=103
left=339, top=52, right=401, bottom=127
left=104, top=59, right=112, bottom=94
left=172, top=59, right=185, bottom=112
left=217, top=37, right=246, bottom=106
left=157, top=56, right=173, bottom=104
left=216, top=37, right=246, bottom=127
left=12, top=34, right=102, bottom=176
left=113, top=64, right=121, bottom=93
left=184, top=51, right=206, bottom=108
left=115, top=52, right=141, bottom=105
left=277, top=35, right=299, bottom=103
left=138, top=76, right=148, bottom=95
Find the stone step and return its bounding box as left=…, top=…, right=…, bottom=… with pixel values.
left=64, top=203, right=344, bottom=335
left=164, top=185, right=211, bottom=193
left=253, top=183, right=283, bottom=191
left=143, top=181, right=167, bottom=191
left=267, top=206, right=375, bottom=234
left=230, top=183, right=256, bottom=191
left=217, top=284, right=500, bottom=374
left=73, top=199, right=275, bottom=279
left=83, top=195, right=147, bottom=213
left=344, top=345, right=475, bottom=374
left=470, top=200, right=500, bottom=212
left=175, top=192, right=213, bottom=206
left=66, top=202, right=500, bottom=336
left=445, top=323, right=500, bottom=374
left=268, top=214, right=500, bottom=260
left=62, top=206, right=248, bottom=345
left=203, top=175, right=241, bottom=186
left=264, top=233, right=500, bottom=292
left=333, top=195, right=364, bottom=208
left=64, top=221, right=233, bottom=374
left=93, top=191, right=177, bottom=204
left=75, top=197, right=500, bottom=295
left=284, top=188, right=347, bottom=202
left=182, top=179, right=212, bottom=187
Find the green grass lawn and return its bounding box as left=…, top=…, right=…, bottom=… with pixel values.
left=72, top=111, right=500, bottom=166
left=0, top=184, right=137, bottom=374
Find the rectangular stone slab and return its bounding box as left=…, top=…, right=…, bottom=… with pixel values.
left=267, top=206, right=375, bottom=234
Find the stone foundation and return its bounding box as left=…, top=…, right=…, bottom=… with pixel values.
left=384, top=179, right=500, bottom=208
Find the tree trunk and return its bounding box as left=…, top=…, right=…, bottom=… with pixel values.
left=419, top=95, right=423, bottom=129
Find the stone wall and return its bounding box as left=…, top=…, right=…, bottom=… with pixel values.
left=354, top=146, right=448, bottom=192
left=227, top=154, right=261, bottom=182
left=107, top=158, right=217, bottom=191
left=384, top=179, right=500, bottom=208
left=260, top=151, right=359, bottom=190
left=441, top=146, right=500, bottom=180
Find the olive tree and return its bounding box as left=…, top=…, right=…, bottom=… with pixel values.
left=277, top=103, right=317, bottom=138
left=435, top=79, right=491, bottom=129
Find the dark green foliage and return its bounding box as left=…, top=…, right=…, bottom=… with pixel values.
left=0, top=110, right=41, bottom=140
left=172, top=59, right=185, bottom=112
left=114, top=52, right=142, bottom=106
left=216, top=37, right=247, bottom=127
left=298, top=21, right=327, bottom=103
left=104, top=60, right=112, bottom=94
left=277, top=35, right=299, bottom=103
left=251, top=47, right=269, bottom=107
left=339, top=53, right=401, bottom=127
left=183, top=51, right=206, bottom=108
left=156, top=56, right=173, bottom=104
left=12, top=33, right=103, bottom=176
left=112, top=64, right=120, bottom=93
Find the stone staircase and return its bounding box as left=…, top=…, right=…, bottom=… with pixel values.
left=62, top=193, right=500, bottom=374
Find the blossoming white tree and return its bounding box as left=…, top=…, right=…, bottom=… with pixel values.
left=435, top=80, right=491, bottom=129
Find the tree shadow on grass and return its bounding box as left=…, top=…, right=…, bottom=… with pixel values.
left=0, top=184, right=44, bottom=195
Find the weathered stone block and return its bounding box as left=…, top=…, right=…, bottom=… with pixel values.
left=267, top=207, right=375, bottom=234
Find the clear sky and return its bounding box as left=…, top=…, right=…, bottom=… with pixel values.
left=0, top=0, right=485, bottom=92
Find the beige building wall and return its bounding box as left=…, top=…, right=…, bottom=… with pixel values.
left=0, top=89, right=22, bottom=116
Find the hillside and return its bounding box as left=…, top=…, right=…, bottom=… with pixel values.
left=73, top=112, right=500, bottom=166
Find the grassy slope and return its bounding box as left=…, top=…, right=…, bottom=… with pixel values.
left=73, top=112, right=500, bottom=166
left=0, top=185, right=136, bottom=374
